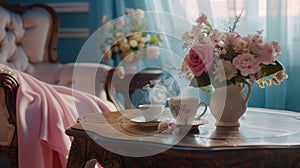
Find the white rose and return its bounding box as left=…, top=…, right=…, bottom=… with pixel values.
left=132, top=34, right=141, bottom=41
left=119, top=38, right=128, bottom=44
left=138, top=43, right=145, bottom=49
left=129, top=40, right=138, bottom=48
left=140, top=36, right=148, bottom=43
left=132, top=9, right=144, bottom=20
left=120, top=43, right=130, bottom=51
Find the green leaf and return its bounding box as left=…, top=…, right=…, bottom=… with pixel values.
left=223, top=44, right=238, bottom=61
left=260, top=61, right=284, bottom=78
left=189, top=73, right=211, bottom=87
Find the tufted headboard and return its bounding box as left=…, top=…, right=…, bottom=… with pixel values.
left=0, top=1, right=61, bottom=82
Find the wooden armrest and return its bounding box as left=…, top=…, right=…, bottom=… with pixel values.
left=0, top=65, right=19, bottom=130
left=0, top=65, right=19, bottom=167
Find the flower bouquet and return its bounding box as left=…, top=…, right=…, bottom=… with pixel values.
left=180, top=13, right=288, bottom=91
left=99, top=8, right=162, bottom=68
left=180, top=13, right=288, bottom=127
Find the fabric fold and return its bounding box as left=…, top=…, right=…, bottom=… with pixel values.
left=15, top=71, right=113, bottom=168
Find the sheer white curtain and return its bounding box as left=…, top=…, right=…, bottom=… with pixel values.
left=145, top=0, right=300, bottom=111
left=142, top=0, right=208, bottom=100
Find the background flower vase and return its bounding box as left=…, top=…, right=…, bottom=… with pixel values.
left=99, top=8, right=162, bottom=67
left=209, top=82, right=251, bottom=127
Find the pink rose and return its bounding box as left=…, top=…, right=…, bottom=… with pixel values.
left=188, top=44, right=214, bottom=76
left=115, top=18, right=124, bottom=29
left=224, top=32, right=240, bottom=46
left=147, top=45, right=160, bottom=58
left=125, top=8, right=134, bottom=15
left=196, top=13, right=208, bottom=24
left=232, top=53, right=261, bottom=76
left=213, top=59, right=237, bottom=82
left=272, top=41, right=281, bottom=58
left=247, top=33, right=263, bottom=49
left=256, top=43, right=274, bottom=65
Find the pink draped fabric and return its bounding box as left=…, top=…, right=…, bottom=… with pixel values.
left=15, top=71, right=114, bottom=168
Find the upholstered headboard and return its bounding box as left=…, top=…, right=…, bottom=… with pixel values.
left=0, top=1, right=60, bottom=81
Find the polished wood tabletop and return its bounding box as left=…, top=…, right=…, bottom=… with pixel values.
left=66, top=108, right=300, bottom=168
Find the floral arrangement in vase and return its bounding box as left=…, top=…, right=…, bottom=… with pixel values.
left=180, top=13, right=288, bottom=92
left=99, top=8, right=162, bottom=69
left=180, top=12, right=288, bottom=127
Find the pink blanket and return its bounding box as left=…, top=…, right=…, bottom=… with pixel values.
left=15, top=71, right=114, bottom=168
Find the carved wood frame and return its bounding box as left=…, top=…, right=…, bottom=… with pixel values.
left=0, top=71, right=19, bottom=168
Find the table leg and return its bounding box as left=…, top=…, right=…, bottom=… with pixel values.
left=67, top=137, right=87, bottom=168
left=87, top=140, right=124, bottom=168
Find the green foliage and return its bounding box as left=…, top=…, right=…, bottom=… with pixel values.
left=189, top=73, right=211, bottom=87
left=260, top=61, right=284, bottom=78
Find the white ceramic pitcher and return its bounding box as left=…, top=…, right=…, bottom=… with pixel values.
left=209, top=82, right=251, bottom=127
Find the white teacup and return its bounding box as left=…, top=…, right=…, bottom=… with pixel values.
left=138, top=104, right=165, bottom=122
left=168, top=97, right=207, bottom=125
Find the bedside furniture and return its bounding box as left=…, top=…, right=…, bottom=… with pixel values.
left=66, top=108, right=300, bottom=168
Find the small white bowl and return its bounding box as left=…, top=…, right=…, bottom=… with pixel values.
left=138, top=104, right=164, bottom=122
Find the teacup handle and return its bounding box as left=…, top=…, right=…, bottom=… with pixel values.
left=197, top=102, right=207, bottom=118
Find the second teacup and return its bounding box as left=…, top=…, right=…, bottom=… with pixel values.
left=138, top=104, right=165, bottom=122
left=168, top=97, right=207, bottom=125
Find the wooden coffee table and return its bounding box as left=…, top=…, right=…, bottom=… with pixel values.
left=66, top=108, right=300, bottom=168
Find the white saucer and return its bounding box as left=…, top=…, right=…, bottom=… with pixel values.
left=130, top=115, right=208, bottom=128
left=130, top=115, right=170, bottom=126
left=130, top=116, right=160, bottom=123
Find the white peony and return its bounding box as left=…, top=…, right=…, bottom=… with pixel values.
left=129, top=40, right=138, bottom=47
left=132, top=9, right=144, bottom=20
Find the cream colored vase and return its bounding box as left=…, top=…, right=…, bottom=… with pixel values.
left=209, top=82, right=251, bottom=127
